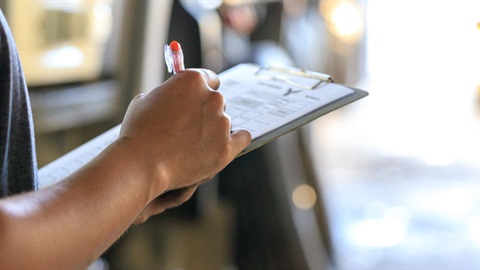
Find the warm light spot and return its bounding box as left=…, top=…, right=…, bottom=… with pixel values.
left=292, top=184, right=317, bottom=210
left=320, top=0, right=365, bottom=43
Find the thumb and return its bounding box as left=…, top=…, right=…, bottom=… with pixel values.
left=229, top=129, right=252, bottom=158
left=189, top=68, right=220, bottom=90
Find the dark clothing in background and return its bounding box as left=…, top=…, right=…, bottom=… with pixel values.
left=0, top=10, right=38, bottom=197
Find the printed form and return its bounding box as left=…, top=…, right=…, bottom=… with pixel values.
left=220, top=64, right=354, bottom=139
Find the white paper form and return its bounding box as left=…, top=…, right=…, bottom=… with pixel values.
left=220, top=64, right=354, bottom=141
left=39, top=64, right=366, bottom=188
left=38, top=125, right=121, bottom=189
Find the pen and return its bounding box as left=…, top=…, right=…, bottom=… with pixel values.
left=164, top=40, right=185, bottom=74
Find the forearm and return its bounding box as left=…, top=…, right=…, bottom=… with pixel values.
left=0, top=69, right=251, bottom=269
left=0, top=138, right=159, bottom=269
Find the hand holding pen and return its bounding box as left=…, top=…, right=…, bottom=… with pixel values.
left=115, top=40, right=252, bottom=223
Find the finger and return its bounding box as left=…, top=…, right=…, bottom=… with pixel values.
left=133, top=92, right=146, bottom=100
left=133, top=185, right=198, bottom=224
left=190, top=68, right=220, bottom=90
left=229, top=129, right=252, bottom=158
left=152, top=185, right=198, bottom=212
left=125, top=92, right=146, bottom=108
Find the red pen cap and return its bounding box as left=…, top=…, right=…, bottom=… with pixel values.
left=170, top=40, right=181, bottom=51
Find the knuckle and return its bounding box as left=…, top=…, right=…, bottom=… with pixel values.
left=208, top=91, right=225, bottom=107
left=132, top=93, right=146, bottom=102
left=185, top=69, right=205, bottom=84
left=219, top=114, right=231, bottom=130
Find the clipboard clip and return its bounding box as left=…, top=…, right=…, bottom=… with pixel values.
left=255, top=66, right=334, bottom=90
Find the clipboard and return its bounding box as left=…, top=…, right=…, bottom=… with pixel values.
left=220, top=63, right=368, bottom=156
left=38, top=64, right=368, bottom=188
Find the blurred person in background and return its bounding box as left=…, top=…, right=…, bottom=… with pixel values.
left=0, top=9, right=251, bottom=269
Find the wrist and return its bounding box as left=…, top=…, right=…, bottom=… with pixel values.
left=108, top=136, right=170, bottom=202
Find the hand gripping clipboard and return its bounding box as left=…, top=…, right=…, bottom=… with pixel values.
left=38, top=64, right=368, bottom=188
left=219, top=63, right=368, bottom=157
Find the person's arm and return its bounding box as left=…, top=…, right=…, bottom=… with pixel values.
left=0, top=69, right=251, bottom=269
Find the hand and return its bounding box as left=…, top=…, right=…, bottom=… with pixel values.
left=119, top=69, right=251, bottom=205
left=0, top=69, right=251, bottom=268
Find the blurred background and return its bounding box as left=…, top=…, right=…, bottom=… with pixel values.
left=1, top=0, right=478, bottom=269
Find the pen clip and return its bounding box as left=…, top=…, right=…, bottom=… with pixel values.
left=255, top=66, right=334, bottom=90
left=164, top=44, right=174, bottom=73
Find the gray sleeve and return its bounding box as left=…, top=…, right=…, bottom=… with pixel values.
left=0, top=10, right=38, bottom=197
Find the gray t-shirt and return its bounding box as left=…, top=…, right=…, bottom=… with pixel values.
left=0, top=10, right=38, bottom=197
